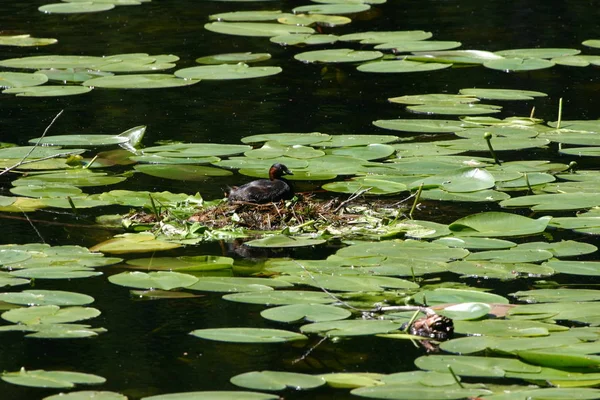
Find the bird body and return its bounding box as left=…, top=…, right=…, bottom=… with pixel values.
left=228, top=163, right=294, bottom=203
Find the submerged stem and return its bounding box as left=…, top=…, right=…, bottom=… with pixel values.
left=409, top=183, right=423, bottom=220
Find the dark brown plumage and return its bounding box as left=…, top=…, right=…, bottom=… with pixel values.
left=228, top=163, right=294, bottom=203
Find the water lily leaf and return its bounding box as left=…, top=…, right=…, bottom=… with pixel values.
left=108, top=271, right=198, bottom=290
left=300, top=319, right=402, bottom=337
left=97, top=190, right=202, bottom=207
left=244, top=141, right=324, bottom=159
left=433, top=237, right=516, bottom=250
left=39, top=3, right=115, bottom=14
left=134, top=164, right=232, bottom=180
left=2, top=368, right=105, bottom=388
left=223, top=290, right=335, bottom=305
left=260, top=304, right=351, bottom=323
left=373, top=119, right=467, bottom=133
left=0, top=323, right=105, bottom=338
left=412, top=288, right=509, bottom=305
left=40, top=196, right=113, bottom=209
left=186, top=277, right=292, bottom=292
left=449, top=212, right=551, bottom=237
left=83, top=74, right=198, bottom=89
left=0, top=55, right=113, bottom=69
left=196, top=52, right=271, bottom=64
left=190, top=327, right=307, bottom=343
left=358, top=60, right=452, bottom=73
left=512, top=289, right=600, bottom=303
left=483, top=57, right=555, bottom=72
left=0, top=249, right=32, bottom=265
left=440, top=335, right=577, bottom=355
left=508, top=302, right=600, bottom=326
left=0, top=290, right=94, bottom=306
left=270, top=33, right=339, bottom=46
left=244, top=235, right=326, bottom=248
left=319, top=372, right=384, bottom=388
left=407, top=103, right=502, bottom=115
left=280, top=274, right=418, bottom=292
left=277, top=13, right=351, bottom=27
left=90, top=233, right=182, bottom=254
left=242, top=132, right=330, bottom=145
left=28, top=135, right=128, bottom=147
left=409, top=49, right=502, bottom=64
left=437, top=302, right=492, bottom=321
left=560, top=147, right=600, bottom=157
left=204, top=22, right=314, bottom=37
left=0, top=72, right=48, bottom=88
left=0, top=34, right=57, bottom=47
left=517, top=240, right=597, bottom=257
left=2, top=305, right=100, bottom=325
left=352, top=384, right=491, bottom=399
left=0, top=146, right=83, bottom=159
left=209, top=10, right=285, bottom=21
left=389, top=93, right=478, bottom=105
left=455, top=318, right=568, bottom=337
left=175, top=64, right=281, bottom=80
left=0, top=272, right=30, bottom=288
left=322, top=177, right=407, bottom=195
left=481, top=387, right=600, bottom=400
left=375, top=40, right=462, bottom=52
left=143, top=143, right=251, bottom=157
left=13, top=170, right=125, bottom=187
left=415, top=355, right=541, bottom=377
left=292, top=4, right=370, bottom=14
left=583, top=39, right=600, bottom=48
left=3, top=86, right=92, bottom=97
left=125, top=255, right=233, bottom=271
left=543, top=260, right=600, bottom=276
left=335, top=240, right=468, bottom=262
left=448, top=261, right=554, bottom=280
left=10, top=267, right=103, bottom=279
left=340, top=30, right=432, bottom=44
left=317, top=134, right=399, bottom=147
left=501, top=193, right=600, bottom=211
left=495, top=48, right=580, bottom=59
left=230, top=371, right=325, bottom=391
left=141, top=392, right=278, bottom=400
left=295, top=48, right=382, bottom=64
left=466, top=248, right=553, bottom=263
left=459, top=88, right=547, bottom=100
left=328, top=144, right=395, bottom=160
left=43, top=391, right=128, bottom=400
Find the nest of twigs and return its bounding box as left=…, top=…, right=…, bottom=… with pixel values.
left=188, top=194, right=360, bottom=231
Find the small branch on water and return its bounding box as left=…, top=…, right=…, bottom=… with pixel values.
left=333, top=187, right=371, bottom=213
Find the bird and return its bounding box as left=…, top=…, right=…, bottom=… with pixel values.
left=228, top=163, right=294, bottom=203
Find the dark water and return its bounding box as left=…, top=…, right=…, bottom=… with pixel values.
left=1, top=1, right=600, bottom=399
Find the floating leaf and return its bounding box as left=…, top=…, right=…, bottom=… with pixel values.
left=205, top=22, right=314, bottom=37
left=373, top=119, right=467, bottom=133
left=43, top=391, right=128, bottom=400
left=230, top=371, right=325, bottom=391
left=292, top=4, right=370, bottom=14
left=2, top=368, right=105, bottom=388
left=459, top=88, right=547, bottom=100
left=483, top=58, right=555, bottom=72
left=108, top=271, right=198, bottom=290
left=83, top=74, right=198, bottom=89
left=3, top=86, right=92, bottom=97
left=2, top=305, right=100, bottom=325
left=186, top=277, right=292, bottom=293
left=270, top=33, right=339, bottom=46
left=295, top=49, right=382, bottom=64
left=340, top=30, right=432, bottom=44
left=244, top=235, right=326, bottom=248
left=358, top=60, right=451, bottom=73
left=196, top=52, right=271, bottom=64
left=495, top=48, right=580, bottom=59
left=141, top=391, right=278, bottom=400
left=352, top=384, right=491, bottom=399
left=260, top=304, right=351, bottom=323
left=39, top=3, right=115, bottom=14
left=375, top=40, right=462, bottom=52
left=90, top=233, right=182, bottom=254
left=0, top=290, right=94, bottom=306
left=300, top=319, right=402, bottom=337
left=0, top=72, right=48, bottom=88
left=190, top=327, right=307, bottom=343
left=134, top=164, right=232, bottom=180
left=223, top=290, right=335, bottom=305
left=175, top=64, right=281, bottom=80
left=449, top=212, right=551, bottom=237
left=0, top=34, right=57, bottom=47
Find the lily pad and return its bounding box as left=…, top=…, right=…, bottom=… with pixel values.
left=230, top=371, right=325, bottom=391
left=204, top=22, right=314, bottom=37
left=300, top=319, right=402, bottom=337
left=175, top=64, right=281, bottom=80
left=108, top=271, right=199, bottom=290
left=373, top=119, right=467, bottom=133
left=0, top=72, right=48, bottom=88
left=357, top=60, right=452, bottom=73
left=90, top=233, right=182, bottom=254
left=0, top=290, right=94, bottom=306
left=39, top=3, right=115, bottom=14
left=449, top=212, right=551, bottom=237
left=3, top=86, right=92, bottom=97
left=2, top=305, right=101, bottom=325
left=244, top=235, right=326, bottom=248
left=43, top=392, right=128, bottom=400
left=134, top=164, right=232, bottom=180
left=0, top=34, right=57, bottom=47
left=196, top=52, right=271, bottom=64
left=2, top=368, right=105, bottom=388
left=190, top=327, right=307, bottom=343
left=141, top=392, right=278, bottom=400
left=294, top=49, right=382, bottom=64
left=483, top=58, right=555, bottom=72
left=459, top=88, right=547, bottom=100
left=260, top=304, right=351, bottom=323
left=339, top=30, right=432, bottom=44
left=223, top=290, right=335, bottom=305
left=292, top=4, right=370, bottom=14
left=83, top=74, right=198, bottom=89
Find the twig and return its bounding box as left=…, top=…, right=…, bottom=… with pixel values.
left=0, top=110, right=63, bottom=176
left=333, top=187, right=371, bottom=213
left=292, top=336, right=328, bottom=365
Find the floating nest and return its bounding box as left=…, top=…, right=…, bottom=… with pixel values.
left=187, top=194, right=407, bottom=232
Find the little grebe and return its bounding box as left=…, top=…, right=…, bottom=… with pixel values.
left=228, top=163, right=294, bottom=203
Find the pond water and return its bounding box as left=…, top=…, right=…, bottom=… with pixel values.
left=2, top=1, right=600, bottom=400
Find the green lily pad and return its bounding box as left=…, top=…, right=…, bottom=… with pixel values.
left=223, top=290, right=335, bottom=305
left=358, top=60, right=452, bottom=73
left=125, top=255, right=233, bottom=271
left=409, top=50, right=502, bottom=64
left=108, top=271, right=198, bottom=290
left=412, top=288, right=509, bottom=305
left=322, top=177, right=407, bottom=195
left=483, top=58, right=555, bottom=72
left=375, top=40, right=462, bottom=52
left=134, top=164, right=232, bottom=180
left=244, top=235, right=326, bottom=248
left=373, top=119, right=467, bottom=133
left=209, top=10, right=285, bottom=21
left=27, top=135, right=128, bottom=147
left=260, top=304, right=351, bottom=323
left=12, top=170, right=125, bottom=187
left=295, top=49, right=382, bottom=63
left=481, top=388, right=600, bottom=400
left=512, top=289, right=600, bottom=303
left=500, top=193, right=600, bottom=211
left=459, top=88, right=547, bottom=100
left=543, top=260, right=600, bottom=276
left=449, top=212, right=551, bottom=237
left=230, top=371, right=325, bottom=391
left=143, top=143, right=251, bottom=157
left=186, top=277, right=292, bottom=292
left=204, top=22, right=314, bottom=37
left=352, top=384, right=491, bottom=399
left=0, top=323, right=105, bottom=339
left=270, top=33, right=339, bottom=46
left=190, top=327, right=307, bottom=343
left=292, top=4, right=370, bottom=14
left=196, top=52, right=271, bottom=64
left=90, top=233, right=182, bottom=254
left=278, top=13, right=350, bottom=27
left=141, top=392, right=278, bottom=400
left=39, top=3, right=115, bottom=14
left=433, top=237, right=516, bottom=250
left=83, top=74, right=198, bottom=89
left=449, top=260, right=554, bottom=280
left=3, top=86, right=92, bottom=97
left=2, top=305, right=100, bottom=325
left=407, top=103, right=502, bottom=115
left=0, top=72, right=48, bottom=88
left=495, top=48, right=580, bottom=59
left=175, top=64, right=281, bottom=80
left=10, top=267, right=103, bottom=279
left=0, top=34, right=57, bottom=47
left=389, top=93, right=478, bottom=105
left=0, top=290, right=94, bottom=306
left=340, top=30, right=432, bottom=44
left=43, top=391, right=128, bottom=400
left=415, top=354, right=541, bottom=377
left=300, top=319, right=402, bottom=337
left=2, top=368, right=105, bottom=388
left=280, top=274, right=418, bottom=292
